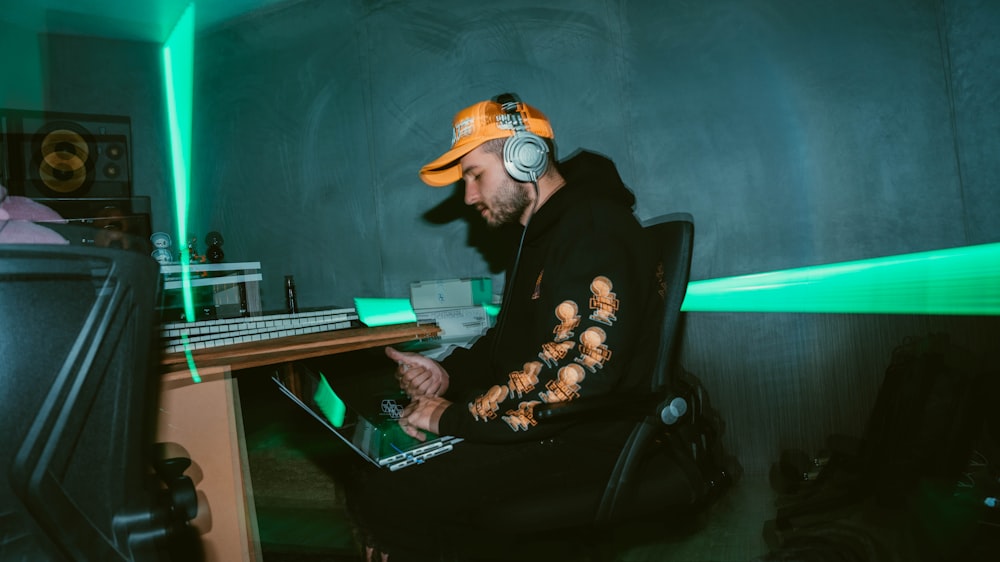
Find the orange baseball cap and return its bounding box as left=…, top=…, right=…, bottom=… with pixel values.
left=419, top=97, right=554, bottom=187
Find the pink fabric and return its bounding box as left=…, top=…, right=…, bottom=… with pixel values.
left=0, top=183, right=69, bottom=244
left=0, top=219, right=70, bottom=245
left=0, top=184, right=66, bottom=222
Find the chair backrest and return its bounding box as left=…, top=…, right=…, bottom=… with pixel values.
left=0, top=243, right=166, bottom=561
left=643, top=212, right=695, bottom=393
left=593, top=212, right=695, bottom=523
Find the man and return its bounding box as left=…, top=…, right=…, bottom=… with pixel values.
left=347, top=94, right=660, bottom=561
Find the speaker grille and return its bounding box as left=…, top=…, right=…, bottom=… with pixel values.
left=0, top=109, right=132, bottom=199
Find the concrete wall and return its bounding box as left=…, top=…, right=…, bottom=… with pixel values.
left=188, top=0, right=999, bottom=314
left=0, top=23, right=175, bottom=240
left=187, top=0, right=1000, bottom=471
left=2, top=0, right=998, bottom=472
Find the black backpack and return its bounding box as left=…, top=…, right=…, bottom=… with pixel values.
left=759, top=333, right=999, bottom=562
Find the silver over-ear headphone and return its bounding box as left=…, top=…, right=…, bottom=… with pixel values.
left=494, top=93, right=549, bottom=183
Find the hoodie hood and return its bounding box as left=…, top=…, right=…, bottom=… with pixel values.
left=521, top=150, right=637, bottom=244
left=557, top=150, right=637, bottom=210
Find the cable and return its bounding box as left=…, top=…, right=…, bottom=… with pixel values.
left=490, top=180, right=540, bottom=363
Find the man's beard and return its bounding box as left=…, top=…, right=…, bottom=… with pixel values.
left=483, top=177, right=532, bottom=228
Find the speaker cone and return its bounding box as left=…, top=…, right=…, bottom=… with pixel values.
left=32, top=123, right=96, bottom=195
left=105, top=143, right=124, bottom=160
left=103, top=162, right=122, bottom=179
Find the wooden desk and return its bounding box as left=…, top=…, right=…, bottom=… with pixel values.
left=156, top=323, right=440, bottom=562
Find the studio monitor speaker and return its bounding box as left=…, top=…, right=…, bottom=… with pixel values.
left=1, top=109, right=132, bottom=199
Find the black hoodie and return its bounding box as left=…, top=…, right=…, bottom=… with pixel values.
left=437, top=150, right=660, bottom=443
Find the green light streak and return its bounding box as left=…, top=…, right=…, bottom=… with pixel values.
left=181, top=335, right=202, bottom=384
left=681, top=242, right=1000, bottom=315
left=162, top=3, right=196, bottom=324
left=483, top=303, right=501, bottom=323
left=314, top=373, right=346, bottom=427
left=354, top=298, right=418, bottom=327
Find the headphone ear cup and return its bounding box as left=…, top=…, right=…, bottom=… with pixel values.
left=503, top=132, right=549, bottom=182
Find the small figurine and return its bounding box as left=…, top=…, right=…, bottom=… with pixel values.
left=187, top=235, right=206, bottom=265
left=205, top=231, right=225, bottom=263
left=150, top=232, right=173, bottom=265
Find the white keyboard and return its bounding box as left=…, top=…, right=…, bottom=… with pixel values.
left=160, top=307, right=359, bottom=353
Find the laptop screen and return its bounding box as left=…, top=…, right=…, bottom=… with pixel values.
left=272, top=358, right=460, bottom=471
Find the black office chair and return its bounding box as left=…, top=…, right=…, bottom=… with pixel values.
left=450, top=212, right=738, bottom=560
left=582, top=212, right=734, bottom=526
left=0, top=236, right=200, bottom=561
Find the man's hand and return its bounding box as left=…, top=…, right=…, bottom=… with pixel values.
left=398, top=395, right=451, bottom=441
left=385, top=346, right=450, bottom=397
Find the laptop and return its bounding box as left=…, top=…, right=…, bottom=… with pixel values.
left=272, top=357, right=461, bottom=471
